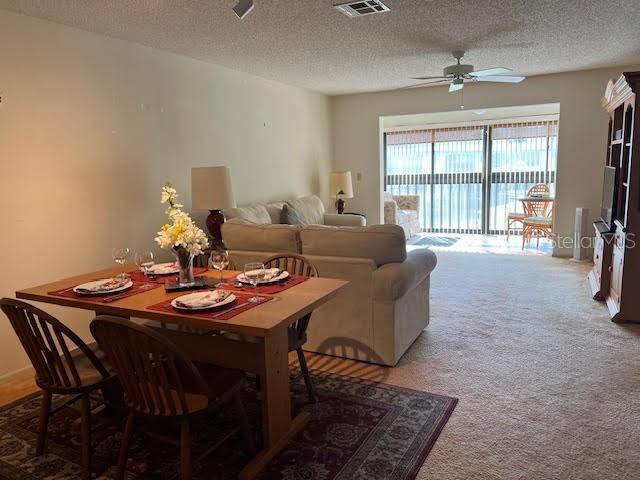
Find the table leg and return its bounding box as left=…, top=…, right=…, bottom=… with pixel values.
left=239, top=325, right=310, bottom=479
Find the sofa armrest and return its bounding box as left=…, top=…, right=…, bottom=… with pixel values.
left=324, top=213, right=366, bottom=227
left=384, top=200, right=398, bottom=224
left=372, top=249, right=437, bottom=302
left=393, top=195, right=420, bottom=214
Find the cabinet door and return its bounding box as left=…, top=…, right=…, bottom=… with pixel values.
left=593, top=235, right=603, bottom=277
left=610, top=246, right=624, bottom=306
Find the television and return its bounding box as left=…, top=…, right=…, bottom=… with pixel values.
left=600, top=166, right=618, bottom=230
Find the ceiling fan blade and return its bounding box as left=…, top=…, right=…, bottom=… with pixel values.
left=411, top=76, right=448, bottom=80
left=475, top=75, right=525, bottom=83
left=470, top=67, right=512, bottom=76
left=449, top=82, right=464, bottom=93
left=400, top=80, right=450, bottom=90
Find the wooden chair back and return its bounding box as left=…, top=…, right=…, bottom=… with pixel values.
left=527, top=183, right=550, bottom=196
left=263, top=254, right=319, bottom=344
left=90, top=316, right=213, bottom=417
left=263, top=254, right=319, bottom=278
left=0, top=298, right=109, bottom=392
left=523, top=199, right=553, bottom=218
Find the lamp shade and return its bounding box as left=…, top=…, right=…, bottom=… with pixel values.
left=191, top=166, right=236, bottom=211
left=330, top=171, right=354, bottom=199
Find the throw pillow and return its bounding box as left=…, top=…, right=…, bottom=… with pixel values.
left=280, top=204, right=306, bottom=225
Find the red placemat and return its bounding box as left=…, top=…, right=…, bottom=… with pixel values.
left=221, top=275, right=309, bottom=295
left=128, top=268, right=208, bottom=284
left=48, top=281, right=161, bottom=303
left=147, top=292, right=274, bottom=321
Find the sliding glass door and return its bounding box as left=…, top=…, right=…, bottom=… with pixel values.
left=385, top=120, right=558, bottom=235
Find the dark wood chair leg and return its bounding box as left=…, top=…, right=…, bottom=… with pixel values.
left=233, top=395, right=256, bottom=455
left=180, top=420, right=191, bottom=480
left=116, top=412, right=136, bottom=479
left=80, top=393, right=92, bottom=480
left=296, top=348, right=318, bottom=403
left=36, top=390, right=52, bottom=456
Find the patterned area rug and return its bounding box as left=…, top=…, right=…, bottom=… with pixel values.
left=0, top=370, right=457, bottom=479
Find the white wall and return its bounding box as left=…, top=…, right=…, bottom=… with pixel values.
left=331, top=66, right=640, bottom=256
left=0, top=10, right=332, bottom=378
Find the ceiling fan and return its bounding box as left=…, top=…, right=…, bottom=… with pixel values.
left=409, top=51, right=525, bottom=92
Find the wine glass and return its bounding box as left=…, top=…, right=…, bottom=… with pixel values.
left=112, top=247, right=130, bottom=280
left=135, top=251, right=155, bottom=276
left=244, top=262, right=266, bottom=303
left=209, top=250, right=229, bottom=287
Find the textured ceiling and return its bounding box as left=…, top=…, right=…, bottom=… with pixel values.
left=2, top=0, right=640, bottom=95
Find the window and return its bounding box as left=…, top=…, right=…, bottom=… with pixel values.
left=384, top=120, right=559, bottom=234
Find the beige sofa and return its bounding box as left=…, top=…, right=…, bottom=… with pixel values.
left=224, top=195, right=366, bottom=227
left=384, top=192, right=421, bottom=239
left=221, top=214, right=437, bottom=366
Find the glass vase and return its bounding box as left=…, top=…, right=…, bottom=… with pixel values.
left=172, top=247, right=195, bottom=286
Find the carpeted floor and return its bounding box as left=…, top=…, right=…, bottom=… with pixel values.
left=308, top=252, right=640, bottom=480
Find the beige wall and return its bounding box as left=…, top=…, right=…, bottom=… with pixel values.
left=0, top=10, right=332, bottom=378
left=331, top=66, right=640, bottom=256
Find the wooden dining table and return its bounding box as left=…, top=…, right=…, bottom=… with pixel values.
left=16, top=267, right=348, bottom=479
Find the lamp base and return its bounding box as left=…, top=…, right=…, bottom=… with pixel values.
left=335, top=198, right=345, bottom=214
left=205, top=210, right=226, bottom=249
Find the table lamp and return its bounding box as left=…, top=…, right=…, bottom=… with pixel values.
left=191, top=166, right=236, bottom=248
left=330, top=171, right=354, bottom=214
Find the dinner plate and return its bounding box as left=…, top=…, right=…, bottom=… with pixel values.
left=236, top=270, right=290, bottom=285
left=146, top=262, right=180, bottom=275
left=73, top=279, right=133, bottom=295
left=171, top=291, right=236, bottom=311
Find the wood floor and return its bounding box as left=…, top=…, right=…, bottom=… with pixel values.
left=0, top=372, right=38, bottom=407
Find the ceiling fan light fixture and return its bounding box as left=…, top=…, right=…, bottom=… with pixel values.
left=233, top=0, right=254, bottom=19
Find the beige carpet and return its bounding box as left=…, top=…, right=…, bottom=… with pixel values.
left=308, top=252, right=640, bottom=480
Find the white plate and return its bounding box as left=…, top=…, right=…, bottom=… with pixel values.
left=236, top=270, right=290, bottom=285
left=73, top=279, right=133, bottom=295
left=171, top=291, right=236, bottom=311
left=146, top=262, right=180, bottom=275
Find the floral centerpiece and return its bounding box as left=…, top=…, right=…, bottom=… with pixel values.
left=155, top=183, right=209, bottom=286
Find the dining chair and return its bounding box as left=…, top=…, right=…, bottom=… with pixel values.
left=522, top=199, right=554, bottom=249
left=263, top=253, right=319, bottom=403
left=90, top=315, right=254, bottom=480
left=506, top=183, right=550, bottom=239
left=0, top=298, right=115, bottom=480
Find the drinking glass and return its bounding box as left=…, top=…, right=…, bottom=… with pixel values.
left=135, top=251, right=155, bottom=276
left=112, top=247, right=130, bottom=280
left=209, top=250, right=230, bottom=287
left=244, top=262, right=266, bottom=303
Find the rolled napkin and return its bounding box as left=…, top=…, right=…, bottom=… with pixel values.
left=147, top=262, right=179, bottom=275
left=76, top=278, right=129, bottom=293
left=263, top=268, right=283, bottom=280
left=174, top=290, right=231, bottom=309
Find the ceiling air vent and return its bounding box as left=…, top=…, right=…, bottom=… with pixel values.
left=334, top=1, right=390, bottom=17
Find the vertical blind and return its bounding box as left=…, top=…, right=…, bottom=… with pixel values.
left=385, top=119, right=559, bottom=234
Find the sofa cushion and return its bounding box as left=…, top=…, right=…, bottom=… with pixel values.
left=286, top=195, right=325, bottom=225
left=300, top=224, right=406, bottom=267
left=280, top=204, right=306, bottom=225
left=222, top=219, right=301, bottom=253
left=223, top=204, right=272, bottom=225
left=265, top=202, right=286, bottom=224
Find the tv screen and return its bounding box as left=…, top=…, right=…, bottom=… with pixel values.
left=601, top=166, right=618, bottom=228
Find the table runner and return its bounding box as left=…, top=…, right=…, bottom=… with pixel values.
left=147, top=292, right=274, bottom=321
left=48, top=281, right=161, bottom=303
left=127, top=267, right=208, bottom=284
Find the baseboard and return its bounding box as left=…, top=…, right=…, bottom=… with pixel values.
left=0, top=365, right=34, bottom=384
left=0, top=342, right=99, bottom=385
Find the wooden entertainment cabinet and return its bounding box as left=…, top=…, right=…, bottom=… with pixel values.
left=588, top=71, right=640, bottom=322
